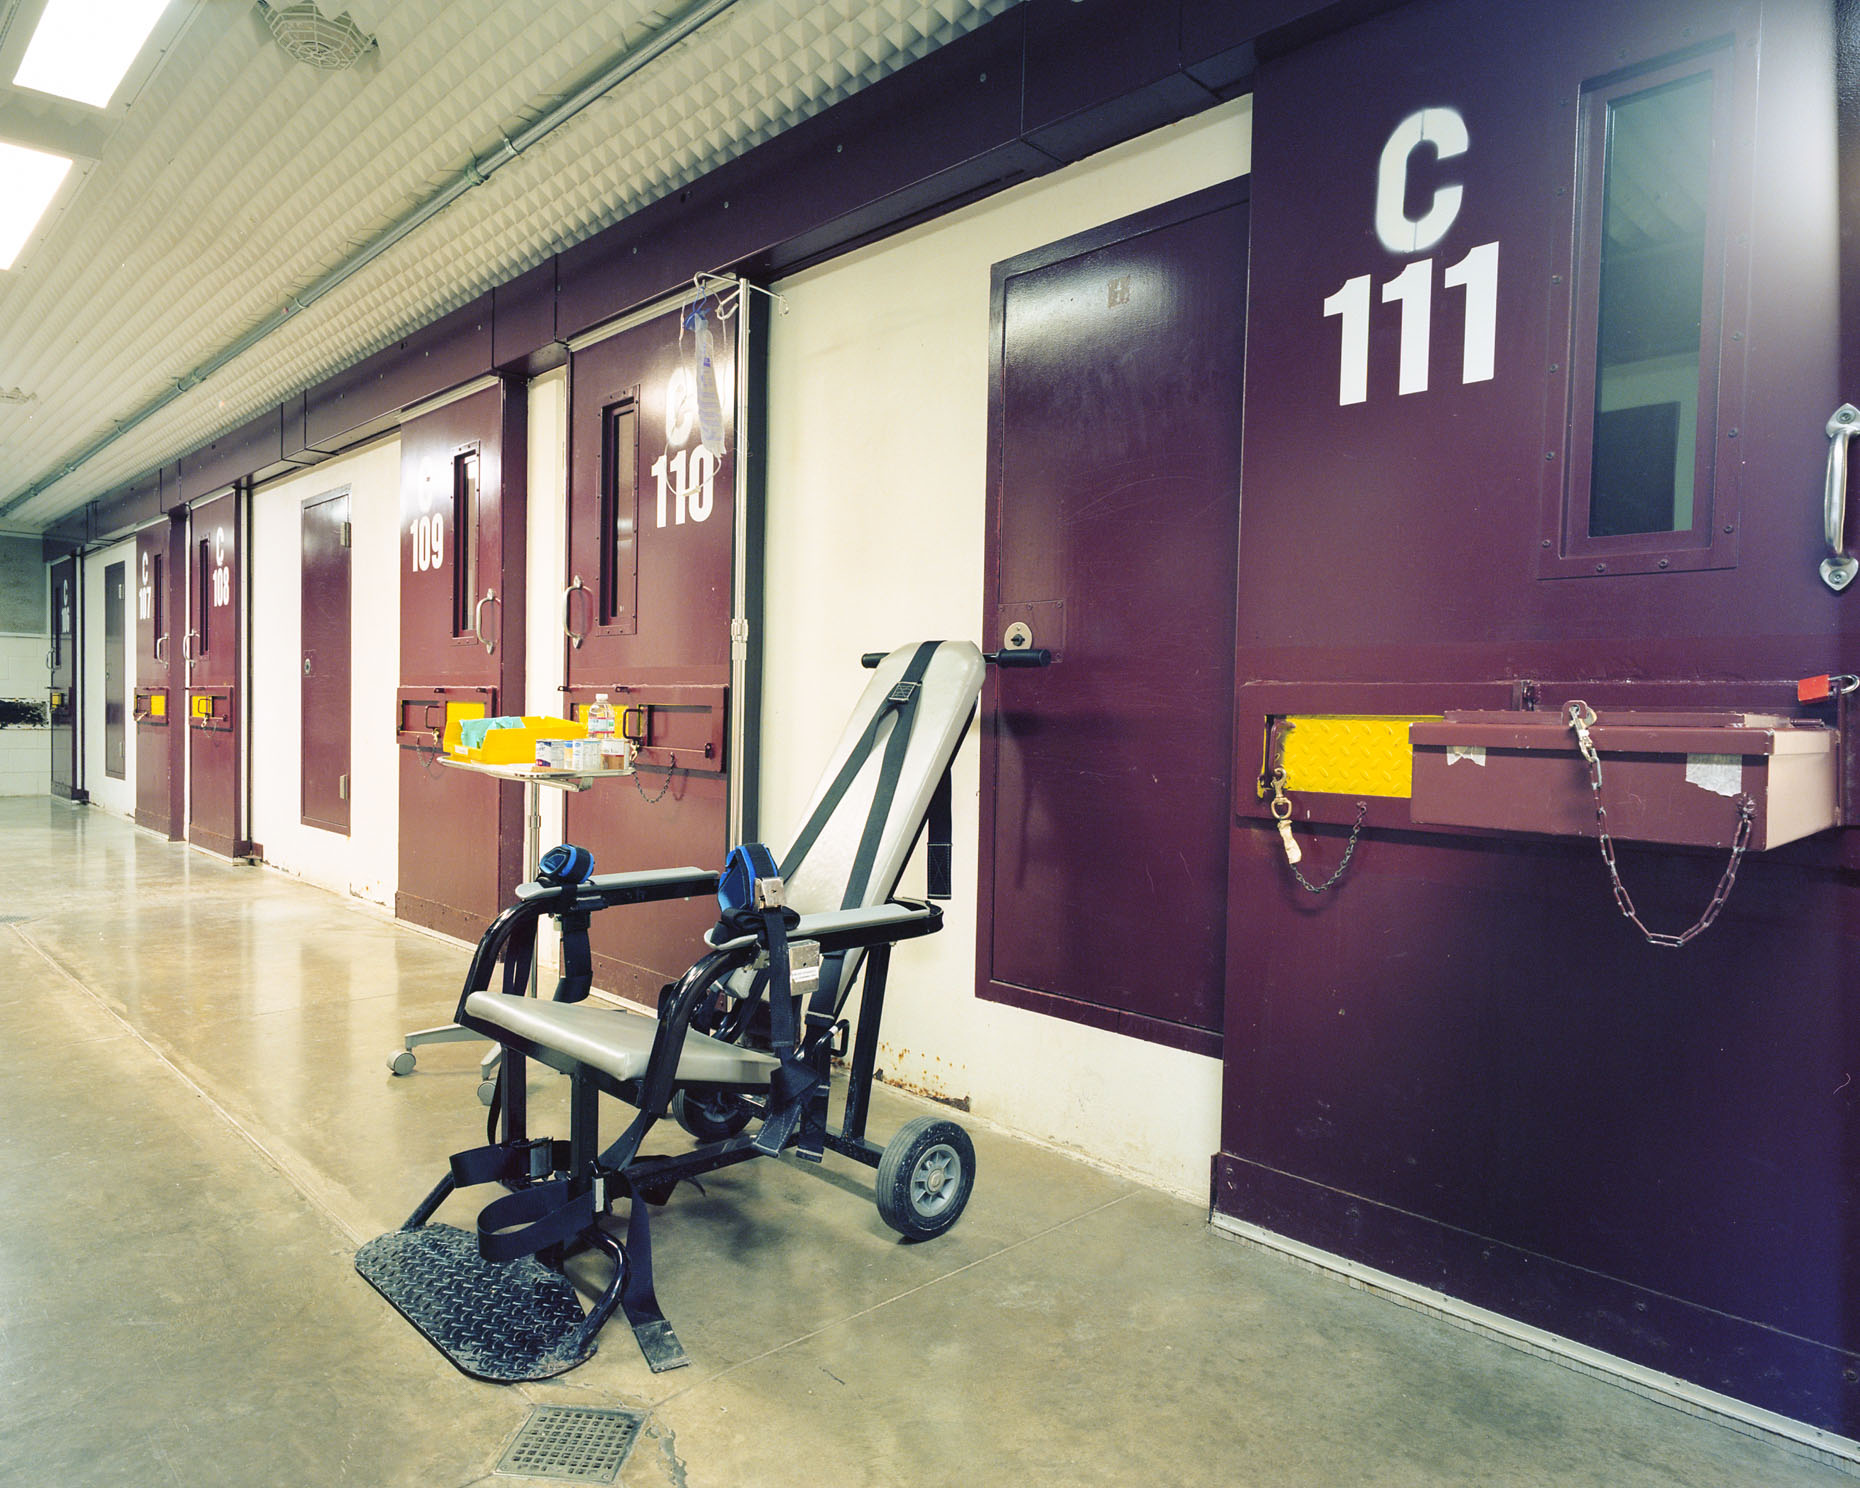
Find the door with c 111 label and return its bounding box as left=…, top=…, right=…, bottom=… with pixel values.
left=1222, top=0, right=1858, bottom=1435
left=563, top=290, right=758, bottom=1004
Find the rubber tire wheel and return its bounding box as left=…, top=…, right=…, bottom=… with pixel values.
left=875, top=1116, right=975, bottom=1239
left=672, top=1088, right=753, bottom=1141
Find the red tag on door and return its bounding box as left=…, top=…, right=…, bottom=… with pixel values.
left=1798, top=675, right=1833, bottom=702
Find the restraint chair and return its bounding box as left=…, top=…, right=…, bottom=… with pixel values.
left=358, top=639, right=1044, bottom=1381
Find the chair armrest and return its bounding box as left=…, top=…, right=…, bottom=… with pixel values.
left=515, top=866, right=719, bottom=910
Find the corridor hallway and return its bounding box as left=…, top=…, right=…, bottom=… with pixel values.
left=0, top=796, right=1849, bottom=1488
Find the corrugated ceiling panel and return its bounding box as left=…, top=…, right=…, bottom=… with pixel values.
left=0, top=0, right=1014, bottom=526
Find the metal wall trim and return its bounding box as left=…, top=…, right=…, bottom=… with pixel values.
left=563, top=286, right=706, bottom=357
left=398, top=373, right=504, bottom=423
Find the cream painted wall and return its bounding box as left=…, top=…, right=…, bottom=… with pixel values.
left=762, top=98, right=1253, bottom=1197
left=81, top=538, right=136, bottom=817
left=249, top=439, right=401, bottom=904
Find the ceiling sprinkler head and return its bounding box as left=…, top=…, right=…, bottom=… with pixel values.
left=256, top=1, right=376, bottom=71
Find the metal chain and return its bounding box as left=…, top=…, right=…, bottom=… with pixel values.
left=1564, top=700, right=1754, bottom=949
left=1288, top=799, right=1368, bottom=895
left=1268, top=764, right=1367, bottom=895
left=634, top=765, right=676, bottom=805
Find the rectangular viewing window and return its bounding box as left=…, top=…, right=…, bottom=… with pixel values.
left=1547, top=44, right=1740, bottom=577
left=196, top=538, right=211, bottom=655
left=452, top=449, right=479, bottom=637
left=1589, top=71, right=1712, bottom=537
left=602, top=402, right=638, bottom=627
left=150, top=554, right=163, bottom=657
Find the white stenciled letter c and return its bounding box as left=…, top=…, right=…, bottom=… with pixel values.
left=1375, top=107, right=1468, bottom=254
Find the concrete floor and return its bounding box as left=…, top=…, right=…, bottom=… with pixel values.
left=0, top=795, right=1852, bottom=1488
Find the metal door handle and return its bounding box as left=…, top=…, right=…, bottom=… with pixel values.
left=564, top=576, right=588, bottom=649
left=1821, top=404, right=1860, bottom=591
left=473, top=589, right=497, bottom=654
left=182, top=629, right=197, bottom=664
left=155, top=633, right=168, bottom=664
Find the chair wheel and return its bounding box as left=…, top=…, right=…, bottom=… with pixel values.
left=478, top=1079, right=499, bottom=1107
left=876, top=1116, right=975, bottom=1239
left=672, top=1088, right=753, bottom=1141
left=388, top=1050, right=416, bottom=1076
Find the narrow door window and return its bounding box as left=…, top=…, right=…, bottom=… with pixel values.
left=452, top=449, right=479, bottom=637
left=1552, top=47, right=1738, bottom=573
left=602, top=402, right=639, bottom=626
left=197, top=538, right=211, bottom=654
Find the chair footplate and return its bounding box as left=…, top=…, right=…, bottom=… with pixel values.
left=355, top=1224, right=597, bottom=1382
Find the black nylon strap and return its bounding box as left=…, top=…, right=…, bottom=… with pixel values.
left=926, top=764, right=953, bottom=901
left=555, top=910, right=593, bottom=1003
left=779, top=641, right=940, bottom=894
left=448, top=1139, right=569, bottom=1190
left=476, top=1178, right=597, bottom=1263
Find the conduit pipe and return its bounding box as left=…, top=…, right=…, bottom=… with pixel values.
left=0, top=0, right=740, bottom=522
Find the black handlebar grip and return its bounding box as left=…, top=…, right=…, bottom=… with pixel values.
left=985, top=648, right=1053, bottom=668
left=860, top=652, right=886, bottom=669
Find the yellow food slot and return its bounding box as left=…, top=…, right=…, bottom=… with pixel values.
left=150, top=693, right=166, bottom=719
left=1274, top=715, right=1440, bottom=799
left=191, top=694, right=214, bottom=719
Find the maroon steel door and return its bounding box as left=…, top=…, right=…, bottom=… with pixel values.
left=186, top=489, right=242, bottom=857
left=396, top=381, right=526, bottom=939
left=47, top=556, right=80, bottom=801
left=564, top=297, right=746, bottom=1002
left=302, top=489, right=351, bottom=834
left=132, top=524, right=176, bottom=833
left=1219, top=0, right=1858, bottom=1434
left=978, top=182, right=1247, bottom=1057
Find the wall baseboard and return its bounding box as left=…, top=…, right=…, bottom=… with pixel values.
left=1210, top=1212, right=1860, bottom=1478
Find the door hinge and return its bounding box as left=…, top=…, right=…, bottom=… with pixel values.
left=729, top=616, right=749, bottom=660
left=340, top=521, right=352, bottom=548
left=338, top=773, right=349, bottom=800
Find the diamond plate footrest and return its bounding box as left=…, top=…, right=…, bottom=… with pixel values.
left=356, top=1224, right=598, bottom=1382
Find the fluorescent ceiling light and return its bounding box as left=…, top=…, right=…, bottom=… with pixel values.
left=0, top=142, right=73, bottom=269
left=13, top=0, right=172, bottom=109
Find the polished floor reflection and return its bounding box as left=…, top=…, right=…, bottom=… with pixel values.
left=0, top=796, right=1850, bottom=1487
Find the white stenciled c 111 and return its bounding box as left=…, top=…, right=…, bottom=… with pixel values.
left=1321, top=106, right=1499, bottom=407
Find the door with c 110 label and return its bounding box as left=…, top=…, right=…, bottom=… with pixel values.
left=563, top=289, right=759, bottom=1004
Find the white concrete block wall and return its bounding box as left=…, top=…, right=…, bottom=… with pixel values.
left=0, top=633, right=51, bottom=796
left=82, top=540, right=136, bottom=818
left=762, top=99, right=1253, bottom=1197
left=249, top=439, right=401, bottom=904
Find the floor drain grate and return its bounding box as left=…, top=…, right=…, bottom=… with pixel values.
left=495, top=1404, right=646, bottom=1483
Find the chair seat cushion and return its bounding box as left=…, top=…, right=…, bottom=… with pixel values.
left=463, top=993, right=777, bottom=1086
